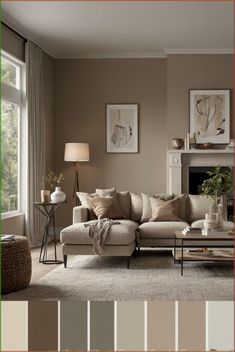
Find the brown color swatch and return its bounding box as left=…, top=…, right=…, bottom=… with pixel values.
left=90, top=301, right=114, bottom=350
left=28, top=301, right=58, bottom=351
left=178, top=301, right=205, bottom=351
left=60, top=301, right=87, bottom=350
left=147, top=301, right=175, bottom=351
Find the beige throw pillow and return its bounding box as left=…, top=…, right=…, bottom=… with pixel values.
left=150, top=197, right=182, bottom=222
left=89, top=196, right=125, bottom=220
left=141, top=193, right=175, bottom=223
left=76, top=192, right=98, bottom=220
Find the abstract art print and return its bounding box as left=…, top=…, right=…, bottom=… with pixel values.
left=190, top=90, right=230, bottom=144
left=106, top=104, right=138, bottom=153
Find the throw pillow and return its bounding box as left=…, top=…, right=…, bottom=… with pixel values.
left=149, top=197, right=182, bottom=222
left=96, top=187, right=116, bottom=197
left=89, top=196, right=125, bottom=220
left=76, top=192, right=98, bottom=220
left=130, top=192, right=143, bottom=222
left=117, top=191, right=131, bottom=219
left=141, top=193, right=175, bottom=223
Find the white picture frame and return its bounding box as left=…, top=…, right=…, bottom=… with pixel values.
left=190, top=89, right=230, bottom=144
left=106, top=104, right=139, bottom=153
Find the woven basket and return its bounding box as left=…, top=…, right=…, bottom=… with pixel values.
left=1, top=235, right=32, bottom=294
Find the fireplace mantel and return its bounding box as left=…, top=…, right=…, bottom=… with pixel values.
left=167, top=149, right=233, bottom=194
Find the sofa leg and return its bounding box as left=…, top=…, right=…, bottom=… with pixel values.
left=63, top=255, right=67, bottom=268
left=138, top=244, right=140, bottom=257
left=127, top=257, right=130, bottom=269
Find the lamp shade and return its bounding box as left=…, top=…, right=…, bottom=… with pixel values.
left=64, top=143, right=90, bottom=162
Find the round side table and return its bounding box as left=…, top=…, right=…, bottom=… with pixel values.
left=2, top=235, right=32, bottom=294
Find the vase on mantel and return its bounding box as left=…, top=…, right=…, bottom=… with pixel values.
left=50, top=187, right=66, bottom=203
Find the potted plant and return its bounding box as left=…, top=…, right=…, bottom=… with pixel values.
left=201, top=166, right=233, bottom=222
left=41, top=170, right=65, bottom=203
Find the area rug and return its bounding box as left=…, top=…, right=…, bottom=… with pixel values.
left=4, top=251, right=233, bottom=301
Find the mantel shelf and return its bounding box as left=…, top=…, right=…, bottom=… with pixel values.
left=168, top=149, right=234, bottom=154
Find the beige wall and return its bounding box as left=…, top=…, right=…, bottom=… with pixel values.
left=2, top=24, right=25, bottom=61
left=167, top=54, right=233, bottom=147
left=54, top=59, right=167, bottom=226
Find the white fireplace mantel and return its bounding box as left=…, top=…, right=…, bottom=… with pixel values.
left=167, top=149, right=234, bottom=194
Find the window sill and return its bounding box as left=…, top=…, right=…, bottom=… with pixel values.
left=1, top=211, right=25, bottom=220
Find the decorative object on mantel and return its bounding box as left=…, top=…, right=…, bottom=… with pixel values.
left=64, top=143, right=90, bottom=205
left=201, top=166, right=233, bottom=227
left=184, top=132, right=196, bottom=150
left=41, top=170, right=65, bottom=203
left=190, top=89, right=230, bottom=144
left=171, top=138, right=183, bottom=149
left=197, top=142, right=214, bottom=150
left=106, top=104, right=138, bottom=153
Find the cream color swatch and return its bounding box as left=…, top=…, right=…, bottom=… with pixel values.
left=116, top=301, right=144, bottom=351
left=2, top=301, right=28, bottom=351
left=208, top=301, right=234, bottom=351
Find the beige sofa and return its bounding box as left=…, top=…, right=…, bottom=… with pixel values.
left=60, top=191, right=234, bottom=268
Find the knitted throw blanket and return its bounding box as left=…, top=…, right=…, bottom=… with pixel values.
left=84, top=218, right=120, bottom=255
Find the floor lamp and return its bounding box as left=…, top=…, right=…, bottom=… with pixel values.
left=64, top=143, right=90, bottom=205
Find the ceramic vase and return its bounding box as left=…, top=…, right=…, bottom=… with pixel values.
left=50, top=187, right=66, bottom=203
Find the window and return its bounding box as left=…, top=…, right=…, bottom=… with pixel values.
left=1, top=51, right=26, bottom=215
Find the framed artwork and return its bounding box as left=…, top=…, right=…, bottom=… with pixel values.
left=189, top=89, right=230, bottom=144
left=106, top=104, right=138, bottom=153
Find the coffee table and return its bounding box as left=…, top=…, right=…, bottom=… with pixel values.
left=174, top=230, right=234, bottom=275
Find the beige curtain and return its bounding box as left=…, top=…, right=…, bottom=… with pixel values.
left=25, top=41, right=46, bottom=246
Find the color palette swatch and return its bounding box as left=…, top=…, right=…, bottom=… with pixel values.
left=1, top=300, right=234, bottom=351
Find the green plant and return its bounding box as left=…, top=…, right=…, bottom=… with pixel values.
left=41, top=170, right=64, bottom=190
left=200, top=166, right=233, bottom=205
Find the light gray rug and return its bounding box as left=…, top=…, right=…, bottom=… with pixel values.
left=4, top=251, right=233, bottom=301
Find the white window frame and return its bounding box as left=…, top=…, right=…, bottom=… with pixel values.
left=1, top=50, right=27, bottom=219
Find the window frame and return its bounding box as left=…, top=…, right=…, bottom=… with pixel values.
left=1, top=50, right=27, bottom=218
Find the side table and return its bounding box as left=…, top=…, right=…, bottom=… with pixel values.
left=34, top=201, right=66, bottom=264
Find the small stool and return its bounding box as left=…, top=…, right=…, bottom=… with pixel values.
left=2, top=235, right=32, bottom=294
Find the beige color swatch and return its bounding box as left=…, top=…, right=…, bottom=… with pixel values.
left=2, top=301, right=28, bottom=351
left=147, top=301, right=175, bottom=351
left=178, top=301, right=205, bottom=351
left=117, top=301, right=144, bottom=351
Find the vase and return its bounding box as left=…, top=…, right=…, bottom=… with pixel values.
left=41, top=190, right=50, bottom=203
left=50, top=187, right=66, bottom=203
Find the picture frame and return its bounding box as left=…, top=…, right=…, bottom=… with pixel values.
left=189, top=89, right=230, bottom=144
left=106, top=104, right=139, bottom=153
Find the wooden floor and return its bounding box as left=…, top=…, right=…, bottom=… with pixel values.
left=30, top=242, right=67, bottom=284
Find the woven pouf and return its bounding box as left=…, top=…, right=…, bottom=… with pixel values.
left=2, top=235, right=32, bottom=294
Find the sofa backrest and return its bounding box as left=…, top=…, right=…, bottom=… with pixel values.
left=187, top=195, right=214, bottom=223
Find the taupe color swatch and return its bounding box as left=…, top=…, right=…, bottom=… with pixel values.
left=147, top=301, right=175, bottom=351
left=117, top=301, right=144, bottom=351
left=90, top=301, right=114, bottom=350
left=178, top=301, right=205, bottom=351
left=28, top=301, right=58, bottom=351
left=208, top=301, right=234, bottom=351
left=2, top=24, right=25, bottom=61
left=60, top=301, right=87, bottom=350
left=2, top=301, right=28, bottom=351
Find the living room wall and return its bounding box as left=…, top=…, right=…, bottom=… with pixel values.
left=54, top=59, right=167, bottom=227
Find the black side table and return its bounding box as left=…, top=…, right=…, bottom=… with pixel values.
left=34, top=201, right=66, bottom=264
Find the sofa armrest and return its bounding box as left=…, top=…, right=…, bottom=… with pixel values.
left=73, top=206, right=88, bottom=224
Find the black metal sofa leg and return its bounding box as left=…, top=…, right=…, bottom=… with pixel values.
left=127, top=257, right=130, bottom=269
left=64, top=255, right=67, bottom=268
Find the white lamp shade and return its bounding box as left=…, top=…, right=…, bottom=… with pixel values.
left=64, top=143, right=90, bottom=162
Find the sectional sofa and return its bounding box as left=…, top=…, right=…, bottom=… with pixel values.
left=60, top=189, right=234, bottom=268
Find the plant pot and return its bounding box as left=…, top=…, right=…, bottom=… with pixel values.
left=41, top=190, right=50, bottom=203
left=50, top=187, right=66, bottom=203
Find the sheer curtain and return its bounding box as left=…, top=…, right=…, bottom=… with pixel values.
left=25, top=41, right=46, bottom=246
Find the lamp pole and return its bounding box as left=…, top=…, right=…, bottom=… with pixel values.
left=73, top=161, right=80, bottom=205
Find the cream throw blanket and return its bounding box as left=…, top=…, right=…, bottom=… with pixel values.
left=84, top=218, right=120, bottom=255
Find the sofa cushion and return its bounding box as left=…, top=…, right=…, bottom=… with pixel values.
left=138, top=221, right=189, bottom=239
left=117, top=191, right=131, bottom=219
left=90, top=196, right=125, bottom=219
left=188, top=195, right=214, bottom=222
left=76, top=192, right=97, bottom=220
left=150, top=197, right=182, bottom=222
left=141, top=193, right=175, bottom=223
left=130, top=192, right=143, bottom=222
left=60, top=219, right=138, bottom=245
left=191, top=219, right=234, bottom=231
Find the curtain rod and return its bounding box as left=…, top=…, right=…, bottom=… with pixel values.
left=2, top=21, right=27, bottom=43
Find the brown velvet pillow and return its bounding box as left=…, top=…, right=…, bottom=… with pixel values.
left=89, top=196, right=125, bottom=220
left=149, top=197, right=182, bottom=222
